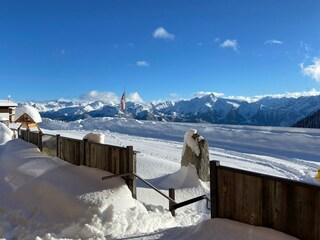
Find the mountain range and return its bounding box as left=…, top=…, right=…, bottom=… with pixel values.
left=23, top=93, right=320, bottom=127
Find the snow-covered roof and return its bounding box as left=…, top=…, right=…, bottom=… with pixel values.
left=0, top=100, right=17, bottom=107
left=15, top=105, right=42, bottom=123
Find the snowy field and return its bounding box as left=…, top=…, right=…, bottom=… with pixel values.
left=1, top=117, right=320, bottom=239
left=41, top=117, right=320, bottom=184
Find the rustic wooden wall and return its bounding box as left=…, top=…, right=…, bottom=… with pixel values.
left=211, top=161, right=320, bottom=240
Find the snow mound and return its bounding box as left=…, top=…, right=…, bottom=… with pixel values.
left=16, top=105, right=42, bottom=123
left=157, top=166, right=204, bottom=189
left=158, top=218, right=298, bottom=240
left=83, top=132, right=105, bottom=144
left=0, top=122, right=13, bottom=144
left=0, top=139, right=184, bottom=239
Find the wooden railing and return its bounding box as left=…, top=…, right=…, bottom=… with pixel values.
left=210, top=160, right=320, bottom=240
left=17, top=129, right=136, bottom=198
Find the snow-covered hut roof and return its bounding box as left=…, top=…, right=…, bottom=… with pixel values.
left=15, top=105, right=42, bottom=123
left=0, top=100, right=17, bottom=107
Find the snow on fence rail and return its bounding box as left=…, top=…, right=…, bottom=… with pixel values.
left=210, top=160, right=320, bottom=240
left=16, top=129, right=137, bottom=198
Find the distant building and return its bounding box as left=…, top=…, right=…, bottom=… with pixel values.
left=0, top=100, right=17, bottom=125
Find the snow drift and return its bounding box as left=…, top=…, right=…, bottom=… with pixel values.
left=83, top=132, right=105, bottom=144
left=0, top=122, right=13, bottom=144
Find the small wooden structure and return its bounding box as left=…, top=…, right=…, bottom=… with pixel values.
left=0, top=100, right=17, bottom=125
left=16, top=113, right=42, bottom=132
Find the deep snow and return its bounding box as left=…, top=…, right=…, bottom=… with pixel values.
left=1, top=117, right=319, bottom=239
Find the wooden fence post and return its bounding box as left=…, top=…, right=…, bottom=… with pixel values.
left=38, top=132, right=43, bottom=151
left=169, top=188, right=176, bottom=216
left=126, top=146, right=137, bottom=199
left=82, top=139, right=87, bottom=166
left=26, top=129, right=30, bottom=142
left=210, top=160, right=220, bottom=218
left=56, top=134, right=61, bottom=158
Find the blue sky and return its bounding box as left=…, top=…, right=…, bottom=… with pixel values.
left=1, top=0, right=320, bottom=102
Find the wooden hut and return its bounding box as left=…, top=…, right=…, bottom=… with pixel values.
left=0, top=100, right=17, bottom=125
left=15, top=105, right=42, bottom=132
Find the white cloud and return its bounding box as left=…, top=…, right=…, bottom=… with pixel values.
left=265, top=39, right=283, bottom=45
left=226, top=89, right=320, bottom=103
left=300, top=41, right=311, bottom=52
left=127, top=92, right=144, bottom=103
left=301, top=58, right=320, bottom=82
left=136, top=60, right=150, bottom=67
left=220, top=39, right=238, bottom=51
left=79, top=90, right=119, bottom=105
left=153, top=27, right=175, bottom=40
left=193, top=91, right=225, bottom=98
left=170, top=93, right=179, bottom=98
left=56, top=48, right=67, bottom=55
left=190, top=89, right=320, bottom=103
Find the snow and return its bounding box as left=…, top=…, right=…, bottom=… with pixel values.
left=83, top=132, right=105, bottom=143
left=0, top=100, right=17, bottom=107
left=0, top=123, right=13, bottom=144
left=15, top=105, right=42, bottom=123
left=1, top=117, right=318, bottom=239
left=182, top=129, right=202, bottom=156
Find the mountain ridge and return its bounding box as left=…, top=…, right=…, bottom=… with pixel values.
left=21, top=93, right=320, bottom=127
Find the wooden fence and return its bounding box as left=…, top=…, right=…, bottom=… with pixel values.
left=18, top=129, right=136, bottom=198
left=210, top=160, right=320, bottom=240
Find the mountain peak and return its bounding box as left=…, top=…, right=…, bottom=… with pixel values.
left=200, top=93, right=217, bottom=102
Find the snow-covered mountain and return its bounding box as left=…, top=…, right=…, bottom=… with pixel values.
left=22, top=93, right=320, bottom=127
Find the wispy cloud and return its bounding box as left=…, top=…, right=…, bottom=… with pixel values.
left=300, top=41, right=311, bottom=52
left=220, top=39, right=238, bottom=51
left=191, top=89, right=320, bottom=103
left=193, top=91, right=225, bottom=98
left=265, top=39, right=283, bottom=45
left=301, top=58, right=320, bottom=82
left=153, top=27, right=175, bottom=40
left=79, top=90, right=119, bottom=105
left=127, top=92, right=144, bottom=103
left=170, top=93, right=179, bottom=98
left=136, top=60, right=150, bottom=67
left=226, top=89, right=320, bottom=103
left=79, top=90, right=145, bottom=104
left=56, top=48, right=67, bottom=55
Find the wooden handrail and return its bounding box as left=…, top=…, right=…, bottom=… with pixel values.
left=102, top=172, right=177, bottom=204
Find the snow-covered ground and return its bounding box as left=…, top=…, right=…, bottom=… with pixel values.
left=41, top=117, right=320, bottom=184
left=1, top=117, right=319, bottom=239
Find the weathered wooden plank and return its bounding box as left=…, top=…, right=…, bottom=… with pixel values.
left=210, top=160, right=219, bottom=218
left=126, top=146, right=136, bottom=199
left=315, top=190, right=320, bottom=240
left=111, top=147, right=118, bottom=173
left=232, top=172, right=262, bottom=225
left=272, top=181, right=288, bottom=232
left=262, top=177, right=272, bottom=227
left=119, top=149, right=127, bottom=174
left=217, top=168, right=234, bottom=219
